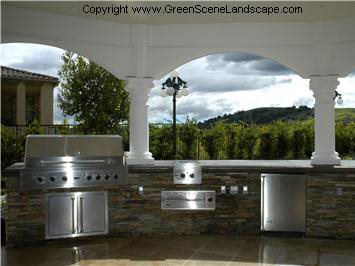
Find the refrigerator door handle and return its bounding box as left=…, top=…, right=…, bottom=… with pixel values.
left=260, top=175, right=265, bottom=231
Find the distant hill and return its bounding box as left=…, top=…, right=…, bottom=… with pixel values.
left=202, top=106, right=355, bottom=124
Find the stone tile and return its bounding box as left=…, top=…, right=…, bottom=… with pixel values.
left=140, top=235, right=179, bottom=246
left=211, top=235, right=248, bottom=245
left=259, top=236, right=285, bottom=247
left=114, top=240, right=162, bottom=257
left=4, top=236, right=355, bottom=266
left=75, top=258, right=134, bottom=266
left=318, top=239, right=355, bottom=255
left=185, top=251, right=232, bottom=266
left=283, top=237, right=320, bottom=249
left=319, top=252, right=355, bottom=266
left=234, top=244, right=263, bottom=261
left=165, top=235, right=212, bottom=251
left=150, top=246, right=195, bottom=264
left=200, top=238, right=244, bottom=257
left=230, top=256, right=273, bottom=266
left=273, top=247, right=318, bottom=265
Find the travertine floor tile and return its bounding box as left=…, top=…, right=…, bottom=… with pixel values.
left=165, top=235, right=212, bottom=251
left=319, top=252, right=355, bottom=266
left=114, top=240, right=161, bottom=257
left=3, top=235, right=355, bottom=266
left=185, top=251, right=232, bottom=266
left=200, top=238, right=243, bottom=256
left=150, top=246, right=195, bottom=264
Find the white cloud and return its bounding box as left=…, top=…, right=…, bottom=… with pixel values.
left=1, top=43, right=64, bottom=77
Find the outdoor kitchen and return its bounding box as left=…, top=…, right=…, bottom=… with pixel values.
left=2, top=1, right=355, bottom=266
left=4, top=135, right=355, bottom=248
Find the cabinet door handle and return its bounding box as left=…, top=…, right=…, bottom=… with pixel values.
left=80, top=196, right=84, bottom=233
left=71, top=197, right=76, bottom=234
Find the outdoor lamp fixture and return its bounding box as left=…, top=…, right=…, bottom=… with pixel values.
left=160, top=71, right=189, bottom=159
left=334, top=90, right=343, bottom=105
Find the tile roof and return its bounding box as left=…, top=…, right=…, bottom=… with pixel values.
left=1, top=66, right=59, bottom=84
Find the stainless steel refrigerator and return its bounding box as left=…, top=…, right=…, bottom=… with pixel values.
left=261, top=173, right=305, bottom=232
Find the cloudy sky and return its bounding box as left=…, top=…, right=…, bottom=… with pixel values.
left=1, top=43, right=354, bottom=124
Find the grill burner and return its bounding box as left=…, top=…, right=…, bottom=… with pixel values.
left=20, top=135, right=128, bottom=189
left=173, top=162, right=201, bottom=184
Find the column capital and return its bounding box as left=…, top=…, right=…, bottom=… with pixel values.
left=309, top=75, right=339, bottom=94
left=41, top=82, right=53, bottom=90
left=17, top=81, right=26, bottom=89
left=126, top=77, right=154, bottom=95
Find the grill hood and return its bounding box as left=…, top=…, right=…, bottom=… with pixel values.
left=25, top=135, right=124, bottom=159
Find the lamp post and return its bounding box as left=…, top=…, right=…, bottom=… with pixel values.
left=160, top=71, right=189, bottom=159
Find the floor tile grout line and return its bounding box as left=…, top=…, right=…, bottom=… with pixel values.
left=228, top=237, right=251, bottom=266
left=182, top=236, right=215, bottom=265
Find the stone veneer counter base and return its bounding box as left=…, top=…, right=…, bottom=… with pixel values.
left=4, top=160, right=355, bottom=247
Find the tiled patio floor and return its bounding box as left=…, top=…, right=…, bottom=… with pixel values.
left=2, top=235, right=355, bottom=266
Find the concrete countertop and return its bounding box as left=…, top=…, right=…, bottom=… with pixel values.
left=129, top=160, right=355, bottom=174
left=5, top=160, right=355, bottom=174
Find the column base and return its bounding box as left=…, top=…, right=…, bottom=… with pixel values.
left=311, top=151, right=341, bottom=166
left=125, top=152, right=155, bottom=165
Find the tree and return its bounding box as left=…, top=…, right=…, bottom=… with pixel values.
left=57, top=51, right=129, bottom=134
left=178, top=117, right=199, bottom=160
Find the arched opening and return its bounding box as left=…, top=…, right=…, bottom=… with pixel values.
left=150, top=52, right=309, bottom=123
left=148, top=52, right=354, bottom=160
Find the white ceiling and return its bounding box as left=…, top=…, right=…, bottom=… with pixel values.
left=4, top=1, right=355, bottom=24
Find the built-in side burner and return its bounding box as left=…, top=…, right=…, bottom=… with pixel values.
left=173, top=162, right=202, bottom=184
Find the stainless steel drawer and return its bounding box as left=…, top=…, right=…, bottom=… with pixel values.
left=161, top=190, right=215, bottom=210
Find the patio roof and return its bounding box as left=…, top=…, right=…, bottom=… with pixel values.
left=1, top=66, right=59, bottom=84
left=4, top=1, right=355, bottom=24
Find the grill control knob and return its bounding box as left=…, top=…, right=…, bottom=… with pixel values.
left=36, top=176, right=44, bottom=183
left=87, top=175, right=92, bottom=181
left=207, top=197, right=213, bottom=203
left=104, top=175, right=110, bottom=180
left=49, top=176, right=56, bottom=182
left=113, top=174, right=119, bottom=180
left=96, top=175, right=101, bottom=180
left=180, top=173, right=186, bottom=178
left=190, top=173, right=195, bottom=178
left=62, top=176, right=68, bottom=182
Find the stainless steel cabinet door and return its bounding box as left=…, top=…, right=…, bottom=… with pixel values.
left=46, top=194, right=76, bottom=237
left=261, top=174, right=305, bottom=232
left=79, top=193, right=108, bottom=234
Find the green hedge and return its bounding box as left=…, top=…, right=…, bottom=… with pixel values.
left=150, top=120, right=354, bottom=160
left=1, top=120, right=355, bottom=170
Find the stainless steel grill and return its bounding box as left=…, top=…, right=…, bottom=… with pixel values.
left=20, top=135, right=128, bottom=189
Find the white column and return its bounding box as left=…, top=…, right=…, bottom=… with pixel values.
left=310, top=76, right=341, bottom=166
left=16, top=82, right=26, bottom=125
left=40, top=83, right=54, bottom=125
left=125, top=77, right=154, bottom=165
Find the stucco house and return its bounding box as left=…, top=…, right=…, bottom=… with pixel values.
left=1, top=66, right=59, bottom=126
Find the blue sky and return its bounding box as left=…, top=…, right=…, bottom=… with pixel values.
left=1, top=43, right=354, bottom=124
